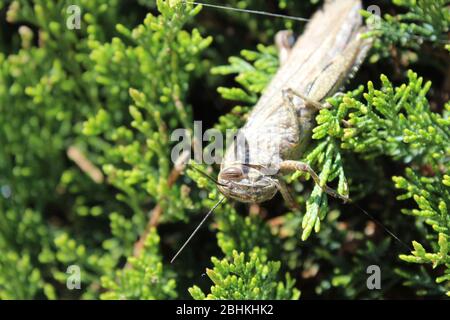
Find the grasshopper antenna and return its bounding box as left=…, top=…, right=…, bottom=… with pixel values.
left=350, top=201, right=412, bottom=252
left=182, top=1, right=310, bottom=22
left=171, top=196, right=226, bottom=263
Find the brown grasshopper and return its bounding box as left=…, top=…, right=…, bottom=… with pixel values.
left=171, top=0, right=372, bottom=263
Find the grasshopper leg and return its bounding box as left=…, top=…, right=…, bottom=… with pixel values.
left=275, top=30, right=295, bottom=66
left=275, top=179, right=300, bottom=210
left=282, top=88, right=330, bottom=111
left=322, top=92, right=346, bottom=109
left=279, top=160, right=349, bottom=203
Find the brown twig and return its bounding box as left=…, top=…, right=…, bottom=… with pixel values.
left=67, top=146, right=104, bottom=184
left=128, top=94, right=202, bottom=265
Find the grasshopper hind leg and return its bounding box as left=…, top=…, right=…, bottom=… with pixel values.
left=279, top=160, right=349, bottom=203
left=282, top=88, right=330, bottom=111
left=282, top=88, right=347, bottom=115
left=276, top=179, right=300, bottom=211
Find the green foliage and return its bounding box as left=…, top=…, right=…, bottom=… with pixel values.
left=0, top=251, right=55, bottom=300
left=215, top=208, right=278, bottom=258
left=100, top=228, right=177, bottom=300
left=313, top=71, right=450, bottom=295
left=0, top=0, right=211, bottom=299
left=395, top=169, right=450, bottom=296
left=212, top=44, right=279, bottom=103
left=189, top=248, right=300, bottom=300
left=364, top=0, right=450, bottom=51
left=314, top=71, right=448, bottom=163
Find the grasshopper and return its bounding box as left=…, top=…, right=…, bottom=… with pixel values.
left=171, top=0, right=372, bottom=262
left=217, top=0, right=371, bottom=208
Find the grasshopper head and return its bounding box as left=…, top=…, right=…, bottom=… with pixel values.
left=217, top=164, right=278, bottom=203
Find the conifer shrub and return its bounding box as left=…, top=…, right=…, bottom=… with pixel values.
left=0, top=0, right=448, bottom=299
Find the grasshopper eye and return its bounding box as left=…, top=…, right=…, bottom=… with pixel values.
left=220, top=166, right=244, bottom=181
